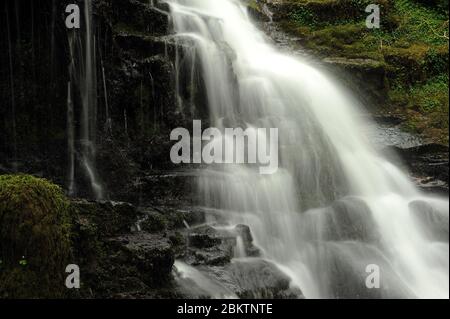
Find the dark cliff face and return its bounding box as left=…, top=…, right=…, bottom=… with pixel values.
left=0, top=0, right=207, bottom=202
left=0, top=0, right=71, bottom=180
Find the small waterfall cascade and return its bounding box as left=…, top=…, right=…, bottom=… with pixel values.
left=67, top=0, right=104, bottom=199
left=168, top=0, right=449, bottom=299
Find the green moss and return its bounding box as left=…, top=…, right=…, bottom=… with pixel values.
left=392, top=0, right=449, bottom=46
left=285, top=0, right=391, bottom=29
left=0, top=175, right=72, bottom=298
left=394, top=75, right=449, bottom=144
left=280, top=0, right=449, bottom=143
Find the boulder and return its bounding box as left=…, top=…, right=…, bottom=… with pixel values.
left=188, top=225, right=226, bottom=249
left=203, top=259, right=304, bottom=299
left=109, top=233, right=175, bottom=286
left=185, top=224, right=261, bottom=266
left=388, top=143, right=449, bottom=193
left=0, top=175, right=72, bottom=298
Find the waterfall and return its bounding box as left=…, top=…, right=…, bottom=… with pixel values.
left=168, top=0, right=449, bottom=298
left=67, top=0, right=104, bottom=199
left=99, top=42, right=111, bottom=134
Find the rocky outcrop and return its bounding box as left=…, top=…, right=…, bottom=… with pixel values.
left=385, top=143, right=449, bottom=194
left=203, top=259, right=303, bottom=299
left=0, top=0, right=208, bottom=202
left=68, top=196, right=303, bottom=299
left=70, top=197, right=207, bottom=298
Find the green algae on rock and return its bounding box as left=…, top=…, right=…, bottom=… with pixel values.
left=0, top=175, right=72, bottom=298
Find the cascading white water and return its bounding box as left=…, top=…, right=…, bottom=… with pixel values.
left=168, top=0, right=449, bottom=298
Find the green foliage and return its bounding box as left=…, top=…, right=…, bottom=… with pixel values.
left=424, top=46, right=449, bottom=76
left=0, top=175, right=72, bottom=298
left=392, top=0, right=449, bottom=46
left=410, top=75, right=449, bottom=112
left=289, top=8, right=319, bottom=27
left=281, top=0, right=449, bottom=143
left=391, top=74, right=449, bottom=143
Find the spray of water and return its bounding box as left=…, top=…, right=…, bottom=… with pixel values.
left=169, top=0, right=449, bottom=298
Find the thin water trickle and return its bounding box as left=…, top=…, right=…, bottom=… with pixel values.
left=66, top=0, right=104, bottom=199
left=169, top=0, right=449, bottom=299
left=99, top=46, right=111, bottom=134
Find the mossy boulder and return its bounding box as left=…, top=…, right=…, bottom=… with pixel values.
left=0, top=175, right=72, bottom=298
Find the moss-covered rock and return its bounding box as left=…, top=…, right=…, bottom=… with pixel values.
left=0, top=175, right=72, bottom=298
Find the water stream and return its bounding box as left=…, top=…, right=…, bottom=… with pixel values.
left=168, top=0, right=449, bottom=299
left=67, top=0, right=103, bottom=199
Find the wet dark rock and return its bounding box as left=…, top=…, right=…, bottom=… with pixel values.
left=413, top=177, right=449, bottom=195
left=326, top=198, right=379, bottom=243
left=72, top=199, right=140, bottom=236
left=372, top=114, right=405, bottom=126
left=138, top=206, right=205, bottom=233
left=185, top=225, right=235, bottom=266
left=323, top=57, right=388, bottom=108
left=115, top=34, right=196, bottom=62
left=189, top=248, right=232, bottom=266
left=183, top=223, right=262, bottom=266
left=69, top=199, right=184, bottom=298
left=140, top=211, right=168, bottom=233
left=234, top=224, right=261, bottom=257
left=366, top=121, right=448, bottom=195
left=409, top=200, right=449, bottom=242
left=204, top=259, right=304, bottom=299
left=109, top=0, right=170, bottom=36
left=96, top=140, right=140, bottom=203
left=108, top=233, right=175, bottom=286
left=226, top=260, right=301, bottom=299
left=387, top=143, right=449, bottom=193
left=115, top=34, right=170, bottom=58
left=188, top=225, right=223, bottom=249
left=136, top=171, right=199, bottom=206
left=178, top=208, right=206, bottom=227
left=394, top=142, right=449, bottom=154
